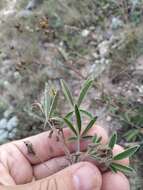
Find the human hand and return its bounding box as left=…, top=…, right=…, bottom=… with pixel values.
left=0, top=125, right=130, bottom=190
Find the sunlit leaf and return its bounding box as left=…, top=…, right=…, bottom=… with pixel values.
left=63, top=117, right=77, bottom=135
left=81, top=117, right=97, bottom=137
left=96, top=136, right=102, bottom=143
left=60, top=80, right=74, bottom=107
left=65, top=111, right=74, bottom=119
left=113, top=145, right=139, bottom=160
left=77, top=79, right=93, bottom=107
left=108, top=132, right=117, bottom=149
left=111, top=163, right=134, bottom=174
left=48, top=91, right=58, bottom=118
left=75, top=105, right=82, bottom=134
left=51, top=116, right=63, bottom=123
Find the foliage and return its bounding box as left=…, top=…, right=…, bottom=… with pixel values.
left=102, top=94, right=143, bottom=143
left=30, top=79, right=139, bottom=174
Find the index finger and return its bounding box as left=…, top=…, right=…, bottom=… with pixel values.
left=13, top=125, right=108, bottom=165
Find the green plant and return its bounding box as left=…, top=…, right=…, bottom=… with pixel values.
left=26, top=79, right=139, bottom=174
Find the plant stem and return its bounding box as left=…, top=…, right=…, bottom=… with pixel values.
left=46, top=120, right=72, bottom=165
left=77, top=136, right=80, bottom=153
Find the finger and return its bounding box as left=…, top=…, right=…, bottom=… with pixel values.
left=101, top=171, right=130, bottom=190
left=0, top=163, right=16, bottom=186
left=0, top=143, right=33, bottom=185
left=6, top=162, right=102, bottom=190
left=13, top=125, right=108, bottom=165
left=33, top=144, right=128, bottom=180
left=112, top=145, right=129, bottom=166
left=33, top=156, right=69, bottom=179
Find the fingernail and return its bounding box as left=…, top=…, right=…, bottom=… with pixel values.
left=73, top=164, right=100, bottom=190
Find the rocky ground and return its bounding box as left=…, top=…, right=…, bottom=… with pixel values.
left=0, top=0, right=143, bottom=189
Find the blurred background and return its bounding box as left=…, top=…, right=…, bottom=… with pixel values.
left=0, top=0, right=143, bottom=189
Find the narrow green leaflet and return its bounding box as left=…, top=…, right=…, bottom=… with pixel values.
left=63, top=117, right=77, bottom=135
left=110, top=165, right=118, bottom=173
left=81, top=117, right=97, bottom=137
left=80, top=109, right=94, bottom=119
left=113, top=145, right=139, bottom=160
left=92, top=135, right=97, bottom=143
left=60, top=79, right=74, bottom=107
left=77, top=79, right=93, bottom=107
left=65, top=111, right=74, bottom=119
left=108, top=132, right=117, bottom=149
left=75, top=105, right=82, bottom=134
left=48, top=91, right=58, bottom=118
left=81, top=135, right=93, bottom=141
left=111, top=163, right=134, bottom=174
left=96, top=136, right=102, bottom=143
left=92, top=135, right=102, bottom=144
left=68, top=136, right=78, bottom=142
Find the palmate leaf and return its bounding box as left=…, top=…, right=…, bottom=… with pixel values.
left=48, top=91, right=58, bottom=118
left=63, top=117, right=77, bottom=136
left=75, top=105, right=82, bottom=134
left=77, top=79, right=93, bottom=107
left=65, top=109, right=94, bottom=120
left=110, top=163, right=134, bottom=174
left=113, top=145, right=139, bottom=160
left=108, top=132, right=117, bottom=149
left=81, top=117, right=97, bottom=137
left=60, top=80, right=74, bottom=107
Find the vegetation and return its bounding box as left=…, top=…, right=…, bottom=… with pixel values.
left=0, top=0, right=143, bottom=189
left=28, top=79, right=139, bottom=174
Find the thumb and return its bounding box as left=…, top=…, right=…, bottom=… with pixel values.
left=10, top=162, right=102, bottom=190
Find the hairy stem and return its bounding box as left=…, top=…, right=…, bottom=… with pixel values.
left=77, top=136, right=80, bottom=153
left=46, top=120, right=72, bottom=165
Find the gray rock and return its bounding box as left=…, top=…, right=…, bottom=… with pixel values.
left=17, top=10, right=32, bottom=18
left=4, top=107, right=14, bottom=118
left=130, top=0, right=140, bottom=7
left=14, top=71, right=21, bottom=80
left=98, top=40, right=110, bottom=58
left=81, top=29, right=90, bottom=37
left=0, top=130, right=8, bottom=143
left=0, top=119, right=7, bottom=129
left=100, top=58, right=106, bottom=64
left=111, top=17, right=123, bottom=30
left=92, top=52, right=99, bottom=59
left=8, top=128, right=17, bottom=139
left=26, top=0, right=43, bottom=10
left=6, top=116, right=18, bottom=131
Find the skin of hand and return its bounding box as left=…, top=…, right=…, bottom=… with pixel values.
left=0, top=125, right=130, bottom=190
